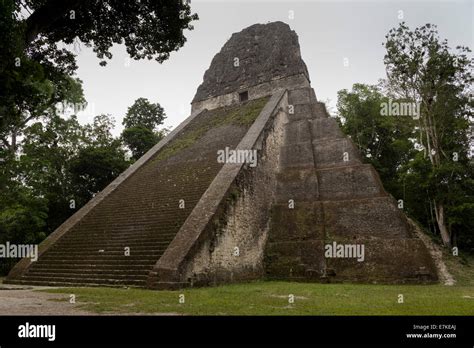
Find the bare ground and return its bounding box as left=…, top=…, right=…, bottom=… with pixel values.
left=0, top=285, right=93, bottom=315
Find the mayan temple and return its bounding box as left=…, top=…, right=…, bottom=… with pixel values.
left=6, top=22, right=438, bottom=289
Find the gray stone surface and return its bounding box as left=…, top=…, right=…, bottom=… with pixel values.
left=192, top=22, right=309, bottom=103
left=264, top=85, right=438, bottom=284
left=8, top=21, right=439, bottom=289
left=310, top=118, right=344, bottom=140
left=324, top=197, right=411, bottom=240
left=313, top=138, right=361, bottom=168
left=149, top=90, right=289, bottom=287
left=287, top=87, right=317, bottom=105
left=275, top=168, right=319, bottom=203
left=317, top=165, right=384, bottom=200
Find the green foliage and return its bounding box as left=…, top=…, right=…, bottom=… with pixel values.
left=0, top=0, right=196, bottom=274
left=338, top=79, right=473, bottom=251
left=122, top=126, right=164, bottom=160
left=121, top=98, right=167, bottom=160
left=0, top=113, right=129, bottom=275
left=0, top=184, right=48, bottom=274
left=123, top=98, right=166, bottom=131
left=337, top=84, right=416, bottom=196
left=69, top=145, right=128, bottom=201
left=382, top=22, right=473, bottom=248
left=21, top=0, right=198, bottom=65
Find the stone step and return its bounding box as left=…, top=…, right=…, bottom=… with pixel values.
left=7, top=98, right=269, bottom=289
left=27, top=268, right=151, bottom=276
left=284, top=120, right=311, bottom=144
left=313, top=137, right=361, bottom=168
left=38, top=255, right=161, bottom=263
left=23, top=273, right=148, bottom=281
left=50, top=243, right=171, bottom=251
left=2, top=279, right=135, bottom=288
left=75, top=215, right=189, bottom=225
left=287, top=104, right=317, bottom=121
left=6, top=277, right=146, bottom=287
left=55, top=235, right=175, bottom=243
left=56, top=234, right=174, bottom=242
left=268, top=202, right=324, bottom=242
left=43, top=250, right=166, bottom=257
left=288, top=87, right=317, bottom=105
left=313, top=102, right=330, bottom=118
left=324, top=238, right=437, bottom=283
left=323, top=196, right=411, bottom=239
left=28, top=263, right=153, bottom=271
left=264, top=240, right=326, bottom=280
left=89, top=197, right=205, bottom=212
left=275, top=167, right=318, bottom=203
left=279, top=141, right=314, bottom=169
left=310, top=118, right=343, bottom=140
left=31, top=258, right=158, bottom=265
left=59, top=231, right=177, bottom=239
left=53, top=242, right=172, bottom=251
left=316, top=164, right=385, bottom=200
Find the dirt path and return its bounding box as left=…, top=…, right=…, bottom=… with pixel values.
left=0, top=285, right=93, bottom=315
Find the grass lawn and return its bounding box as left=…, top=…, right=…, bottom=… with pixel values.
left=44, top=280, right=474, bottom=315
left=36, top=253, right=474, bottom=315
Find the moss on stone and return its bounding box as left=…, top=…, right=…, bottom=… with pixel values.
left=153, top=97, right=269, bottom=163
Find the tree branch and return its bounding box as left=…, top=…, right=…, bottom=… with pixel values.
left=24, top=0, right=87, bottom=46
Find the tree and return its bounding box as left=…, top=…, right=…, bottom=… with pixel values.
left=0, top=0, right=197, bottom=274
left=337, top=83, right=416, bottom=196
left=383, top=23, right=473, bottom=248
left=122, top=98, right=167, bottom=159
left=70, top=114, right=128, bottom=205
left=123, top=98, right=166, bottom=130
left=20, top=0, right=198, bottom=64
left=18, top=114, right=84, bottom=231
left=1, top=0, right=197, bottom=156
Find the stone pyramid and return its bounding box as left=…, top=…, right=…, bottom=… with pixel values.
left=6, top=22, right=437, bottom=289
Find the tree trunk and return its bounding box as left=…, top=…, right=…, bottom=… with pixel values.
left=11, top=130, right=17, bottom=155
left=24, top=0, right=87, bottom=47
left=434, top=200, right=451, bottom=248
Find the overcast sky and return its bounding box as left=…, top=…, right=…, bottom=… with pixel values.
left=71, top=0, right=473, bottom=136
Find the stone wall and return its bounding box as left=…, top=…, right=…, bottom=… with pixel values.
left=185, top=95, right=289, bottom=286
left=192, top=21, right=309, bottom=104
left=148, top=90, right=291, bottom=288
left=191, top=73, right=310, bottom=114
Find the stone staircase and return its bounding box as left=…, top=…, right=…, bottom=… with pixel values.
left=264, top=87, right=437, bottom=283
left=6, top=98, right=268, bottom=287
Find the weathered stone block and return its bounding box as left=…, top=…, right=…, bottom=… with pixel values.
left=267, top=202, right=324, bottom=242
left=288, top=104, right=315, bottom=121
left=275, top=167, right=318, bottom=202
left=279, top=141, right=314, bottom=168
left=325, top=239, right=438, bottom=283
left=310, top=118, right=343, bottom=140
left=264, top=240, right=326, bottom=280
left=317, top=164, right=384, bottom=200
left=313, top=138, right=361, bottom=168
left=313, top=102, right=329, bottom=118
left=324, top=197, right=410, bottom=239
left=288, top=87, right=317, bottom=105
left=284, top=120, right=311, bottom=143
